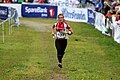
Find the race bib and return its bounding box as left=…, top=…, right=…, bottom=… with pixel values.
left=56, top=32, right=66, bottom=39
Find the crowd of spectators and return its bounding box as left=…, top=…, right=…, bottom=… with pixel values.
left=88, top=0, right=120, bottom=35
left=102, top=0, right=120, bottom=35
left=0, top=0, right=120, bottom=35
left=82, top=0, right=120, bottom=16
left=0, top=0, right=48, bottom=3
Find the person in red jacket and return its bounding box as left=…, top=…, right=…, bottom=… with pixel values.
left=115, top=10, right=120, bottom=26
left=52, top=14, right=73, bottom=68
left=116, top=10, right=120, bottom=21
left=38, top=0, right=44, bottom=3
left=3, top=0, right=10, bottom=3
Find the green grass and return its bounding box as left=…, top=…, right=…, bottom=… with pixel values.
left=0, top=18, right=120, bottom=80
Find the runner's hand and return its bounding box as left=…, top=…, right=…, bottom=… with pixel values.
left=52, top=33, right=55, bottom=36
left=68, top=31, right=72, bottom=35
left=60, top=30, right=68, bottom=34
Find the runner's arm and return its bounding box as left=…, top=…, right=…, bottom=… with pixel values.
left=52, top=25, right=55, bottom=36
left=67, top=24, right=73, bottom=35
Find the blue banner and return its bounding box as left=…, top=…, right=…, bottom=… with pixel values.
left=22, top=4, right=57, bottom=18
left=0, top=6, right=8, bottom=20
left=87, top=9, right=95, bottom=24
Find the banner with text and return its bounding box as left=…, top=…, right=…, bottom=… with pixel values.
left=0, top=6, right=8, bottom=20
left=22, top=4, right=57, bottom=18
left=94, top=12, right=106, bottom=33
left=87, top=9, right=95, bottom=24
left=113, top=21, right=120, bottom=43
left=58, top=6, right=88, bottom=22
left=0, top=4, right=21, bottom=17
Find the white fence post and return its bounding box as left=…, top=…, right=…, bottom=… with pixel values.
left=2, top=23, right=5, bottom=43
left=0, top=6, right=18, bottom=43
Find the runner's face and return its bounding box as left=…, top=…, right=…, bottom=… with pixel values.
left=58, top=17, right=64, bottom=23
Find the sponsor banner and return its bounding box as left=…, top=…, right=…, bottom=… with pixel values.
left=0, top=6, right=8, bottom=20
left=113, top=21, right=120, bottom=43
left=0, top=4, right=22, bottom=17
left=58, top=6, right=88, bottom=22
left=22, top=4, right=57, bottom=18
left=87, top=9, right=95, bottom=24
left=94, top=12, right=106, bottom=33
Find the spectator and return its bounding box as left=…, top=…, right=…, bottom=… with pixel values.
left=116, top=10, right=120, bottom=26
left=116, top=10, right=120, bottom=21
left=105, top=10, right=113, bottom=34
left=106, top=10, right=112, bottom=20
left=103, top=1, right=111, bottom=15
left=11, top=0, right=18, bottom=3
left=85, top=0, right=94, bottom=4
left=29, top=0, right=34, bottom=3
left=115, top=2, right=120, bottom=11
left=44, top=0, right=48, bottom=3
left=111, top=1, right=117, bottom=14
left=18, top=0, right=24, bottom=3
left=38, top=0, right=44, bottom=3
left=94, top=0, right=103, bottom=12
left=25, top=0, right=28, bottom=2
left=3, top=0, right=11, bottom=3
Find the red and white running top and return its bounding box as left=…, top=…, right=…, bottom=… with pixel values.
left=53, top=22, right=71, bottom=39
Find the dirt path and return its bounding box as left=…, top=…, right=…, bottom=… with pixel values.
left=20, top=20, right=52, bottom=32
left=20, top=19, right=67, bottom=80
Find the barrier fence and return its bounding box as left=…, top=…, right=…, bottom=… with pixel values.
left=0, top=3, right=120, bottom=44
left=0, top=6, right=17, bottom=43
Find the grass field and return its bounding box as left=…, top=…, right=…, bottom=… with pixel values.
left=0, top=18, right=120, bottom=80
